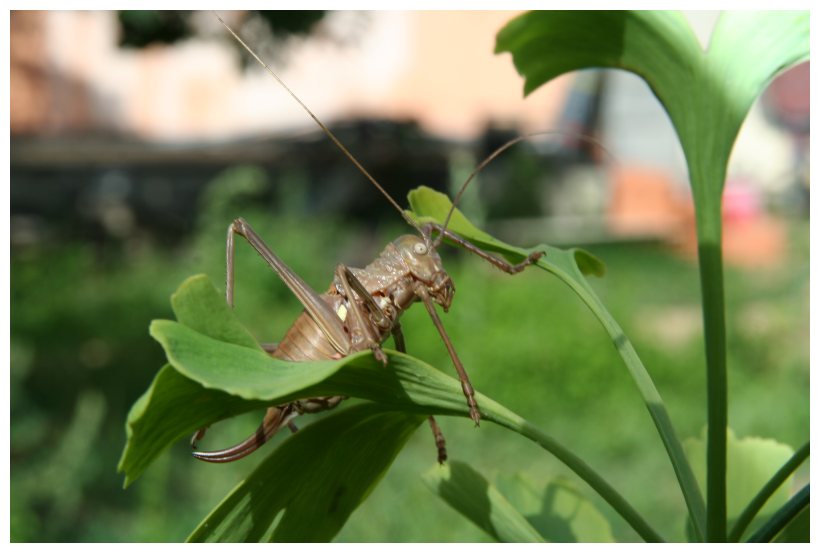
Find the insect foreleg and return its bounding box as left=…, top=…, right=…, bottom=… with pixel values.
left=391, top=324, right=448, bottom=464
left=334, top=264, right=390, bottom=365
left=417, top=288, right=481, bottom=426
left=424, top=223, right=544, bottom=274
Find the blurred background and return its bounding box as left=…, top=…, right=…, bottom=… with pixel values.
left=10, top=10, right=809, bottom=542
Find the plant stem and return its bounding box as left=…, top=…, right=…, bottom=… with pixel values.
left=729, top=442, right=809, bottom=541
left=549, top=259, right=706, bottom=540
left=698, top=240, right=727, bottom=542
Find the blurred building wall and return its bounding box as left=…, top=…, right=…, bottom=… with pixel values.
left=10, top=10, right=571, bottom=142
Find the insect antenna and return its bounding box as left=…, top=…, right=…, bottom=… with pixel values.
left=213, top=12, right=422, bottom=233
left=433, top=130, right=618, bottom=248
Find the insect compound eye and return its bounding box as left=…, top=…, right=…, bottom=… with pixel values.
left=413, top=242, right=428, bottom=255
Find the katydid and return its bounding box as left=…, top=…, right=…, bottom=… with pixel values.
left=191, top=13, right=544, bottom=464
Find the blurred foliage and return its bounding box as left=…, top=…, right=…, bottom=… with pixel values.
left=118, top=11, right=193, bottom=48
left=118, top=10, right=328, bottom=54
left=10, top=165, right=808, bottom=542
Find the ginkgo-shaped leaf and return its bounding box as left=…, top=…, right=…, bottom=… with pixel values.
left=188, top=403, right=424, bottom=542
left=495, top=11, right=808, bottom=541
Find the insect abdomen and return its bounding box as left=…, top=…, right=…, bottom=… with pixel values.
left=271, top=294, right=343, bottom=361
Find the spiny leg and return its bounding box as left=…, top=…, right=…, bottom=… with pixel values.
left=334, top=264, right=389, bottom=365
left=227, top=217, right=351, bottom=354
left=192, top=404, right=296, bottom=463
left=427, top=415, right=448, bottom=465
left=393, top=323, right=448, bottom=464
left=193, top=219, right=355, bottom=460
left=417, top=288, right=481, bottom=426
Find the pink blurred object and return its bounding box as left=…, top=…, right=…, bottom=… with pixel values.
left=722, top=180, right=761, bottom=223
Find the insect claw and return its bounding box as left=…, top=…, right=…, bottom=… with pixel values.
left=190, top=427, right=208, bottom=449
left=470, top=408, right=481, bottom=427
left=372, top=346, right=388, bottom=366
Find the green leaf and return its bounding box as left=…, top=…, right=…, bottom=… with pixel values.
left=423, top=461, right=545, bottom=543
left=496, top=473, right=615, bottom=542
left=118, top=274, right=273, bottom=487
left=117, top=365, right=269, bottom=488
left=495, top=11, right=701, bottom=99
left=150, top=320, right=343, bottom=400
left=496, top=11, right=808, bottom=212
left=729, top=441, right=809, bottom=541
left=171, top=274, right=262, bottom=349
left=188, top=404, right=423, bottom=542
left=685, top=428, right=796, bottom=538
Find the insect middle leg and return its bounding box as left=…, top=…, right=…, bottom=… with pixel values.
left=334, top=264, right=392, bottom=364
left=333, top=267, right=448, bottom=463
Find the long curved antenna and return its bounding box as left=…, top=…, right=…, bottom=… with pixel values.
left=434, top=130, right=618, bottom=247
left=214, top=11, right=421, bottom=231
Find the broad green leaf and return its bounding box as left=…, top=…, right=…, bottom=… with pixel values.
left=154, top=324, right=662, bottom=539
left=729, top=442, right=809, bottom=542
left=685, top=428, right=796, bottom=539
left=171, top=274, right=262, bottom=350
left=188, top=404, right=423, bottom=542
left=150, top=320, right=343, bottom=400
left=409, top=185, right=697, bottom=540
left=495, top=11, right=700, bottom=98
left=117, top=365, right=269, bottom=488
left=118, top=275, right=272, bottom=487
left=423, top=461, right=544, bottom=543
left=495, top=11, right=808, bottom=216
left=126, top=274, right=661, bottom=541
left=496, top=473, right=615, bottom=542
left=496, top=11, right=808, bottom=540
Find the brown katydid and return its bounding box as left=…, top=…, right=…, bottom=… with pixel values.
left=190, top=13, right=544, bottom=464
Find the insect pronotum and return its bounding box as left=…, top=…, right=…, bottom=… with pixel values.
left=190, top=12, right=545, bottom=464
